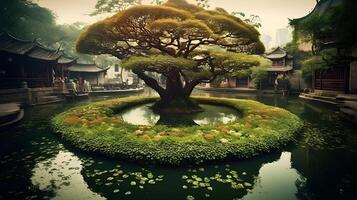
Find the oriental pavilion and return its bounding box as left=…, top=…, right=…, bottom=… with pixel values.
left=216, top=47, right=295, bottom=89
left=0, top=32, right=76, bottom=89
left=66, top=63, right=109, bottom=86
left=263, top=47, right=294, bottom=88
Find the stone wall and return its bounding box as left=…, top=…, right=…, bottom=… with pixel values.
left=0, top=87, right=64, bottom=106
left=0, top=88, right=30, bottom=104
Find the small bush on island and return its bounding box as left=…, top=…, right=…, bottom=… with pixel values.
left=51, top=97, right=303, bottom=165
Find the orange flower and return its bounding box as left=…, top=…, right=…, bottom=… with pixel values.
left=216, top=126, right=229, bottom=134
left=91, top=116, right=108, bottom=124
left=142, top=134, right=151, bottom=141
left=204, top=134, right=214, bottom=140
left=244, top=123, right=252, bottom=128
left=63, top=117, right=81, bottom=124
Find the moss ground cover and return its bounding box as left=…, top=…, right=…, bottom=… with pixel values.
left=51, top=96, right=303, bottom=165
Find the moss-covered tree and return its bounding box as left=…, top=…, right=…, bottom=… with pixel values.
left=77, top=0, right=266, bottom=113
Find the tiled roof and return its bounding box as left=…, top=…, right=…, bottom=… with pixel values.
left=0, top=33, right=34, bottom=55
left=58, top=54, right=77, bottom=65
left=265, top=47, right=287, bottom=59
left=0, top=32, right=76, bottom=63
left=26, top=45, right=62, bottom=61
left=67, top=63, right=109, bottom=73
left=292, top=0, right=342, bottom=23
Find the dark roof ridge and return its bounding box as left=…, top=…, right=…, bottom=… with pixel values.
left=74, top=63, right=97, bottom=66
left=0, top=32, right=77, bottom=62
left=291, top=0, right=343, bottom=22
left=2, top=32, right=34, bottom=43
left=266, top=46, right=286, bottom=55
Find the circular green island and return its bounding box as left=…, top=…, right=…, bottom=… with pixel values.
left=51, top=96, right=303, bottom=165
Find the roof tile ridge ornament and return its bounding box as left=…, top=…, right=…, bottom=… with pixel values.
left=56, top=43, right=62, bottom=54
left=33, top=40, right=58, bottom=52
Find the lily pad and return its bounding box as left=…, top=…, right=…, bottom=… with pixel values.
left=186, top=195, right=195, bottom=200
left=244, top=182, right=252, bottom=187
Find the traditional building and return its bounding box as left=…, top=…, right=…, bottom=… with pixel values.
left=263, top=47, right=294, bottom=88
left=224, top=76, right=252, bottom=88
left=291, top=0, right=357, bottom=94
left=0, top=33, right=76, bottom=89
left=66, top=63, right=109, bottom=86
left=105, top=62, right=136, bottom=84
left=216, top=47, right=294, bottom=89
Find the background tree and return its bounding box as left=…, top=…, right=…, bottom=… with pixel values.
left=232, top=57, right=270, bottom=89
left=0, top=0, right=61, bottom=46
left=0, top=0, right=98, bottom=63
left=77, top=0, right=266, bottom=113
left=91, top=0, right=142, bottom=15
left=232, top=12, right=262, bottom=28
left=250, top=66, right=268, bottom=89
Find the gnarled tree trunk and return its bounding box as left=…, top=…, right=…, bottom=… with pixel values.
left=133, top=69, right=202, bottom=114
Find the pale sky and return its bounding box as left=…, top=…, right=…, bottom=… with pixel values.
left=37, top=0, right=317, bottom=45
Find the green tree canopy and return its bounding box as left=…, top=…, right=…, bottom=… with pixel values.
left=0, top=0, right=60, bottom=45
left=91, top=0, right=211, bottom=15
left=77, top=0, right=266, bottom=112
left=0, top=0, right=96, bottom=63
left=290, top=0, right=357, bottom=50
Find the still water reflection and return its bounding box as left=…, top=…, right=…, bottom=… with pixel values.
left=31, top=151, right=105, bottom=200
left=243, top=152, right=300, bottom=200
left=119, top=103, right=239, bottom=126
left=0, top=89, right=356, bottom=200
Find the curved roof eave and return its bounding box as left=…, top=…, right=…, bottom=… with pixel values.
left=291, top=0, right=343, bottom=24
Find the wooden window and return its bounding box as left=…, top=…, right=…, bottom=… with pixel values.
left=114, top=64, right=119, bottom=72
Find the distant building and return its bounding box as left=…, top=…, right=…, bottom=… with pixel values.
left=275, top=28, right=291, bottom=47
left=66, top=63, right=109, bottom=86
left=106, top=63, right=136, bottom=85
left=261, top=34, right=272, bottom=50
left=106, top=63, right=121, bottom=79
left=263, top=47, right=294, bottom=88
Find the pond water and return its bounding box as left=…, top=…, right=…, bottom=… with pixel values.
left=0, top=89, right=356, bottom=200
left=119, top=103, right=240, bottom=126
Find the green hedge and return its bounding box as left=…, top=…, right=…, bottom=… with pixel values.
left=51, top=96, right=303, bottom=165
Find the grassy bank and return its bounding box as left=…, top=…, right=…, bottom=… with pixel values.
left=52, top=96, right=303, bottom=165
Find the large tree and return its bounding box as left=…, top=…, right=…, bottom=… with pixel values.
left=91, top=0, right=211, bottom=15
left=77, top=0, right=266, bottom=113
